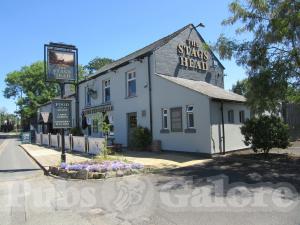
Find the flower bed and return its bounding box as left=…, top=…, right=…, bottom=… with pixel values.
left=49, top=161, right=144, bottom=179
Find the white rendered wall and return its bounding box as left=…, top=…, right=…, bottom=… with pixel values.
left=151, top=74, right=212, bottom=153
left=210, top=101, right=250, bottom=153
left=78, top=58, right=151, bottom=146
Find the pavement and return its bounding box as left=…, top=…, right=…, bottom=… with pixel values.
left=20, top=143, right=212, bottom=170
left=0, top=134, right=300, bottom=225
left=20, top=144, right=91, bottom=170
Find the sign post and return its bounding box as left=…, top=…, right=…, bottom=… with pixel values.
left=44, top=42, right=78, bottom=163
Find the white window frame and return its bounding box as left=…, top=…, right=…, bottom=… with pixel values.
left=126, top=70, right=136, bottom=97
left=85, top=87, right=91, bottom=106
left=162, top=108, right=168, bottom=129
left=186, top=105, right=194, bottom=128
left=103, top=79, right=111, bottom=103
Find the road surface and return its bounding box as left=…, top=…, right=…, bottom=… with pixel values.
left=0, top=135, right=299, bottom=225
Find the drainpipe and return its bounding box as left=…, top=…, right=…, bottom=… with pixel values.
left=75, top=83, right=79, bottom=128
left=147, top=54, right=153, bottom=139
left=220, top=101, right=226, bottom=154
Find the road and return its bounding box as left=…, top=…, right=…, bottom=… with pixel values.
left=0, top=135, right=42, bottom=180
left=0, top=136, right=299, bottom=225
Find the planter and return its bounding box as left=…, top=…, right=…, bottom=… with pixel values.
left=151, top=140, right=161, bottom=152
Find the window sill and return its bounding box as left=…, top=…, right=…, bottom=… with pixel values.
left=101, top=101, right=111, bottom=105
left=125, top=95, right=137, bottom=99
left=184, top=128, right=196, bottom=133
left=160, top=129, right=170, bottom=133
left=171, top=130, right=183, bottom=133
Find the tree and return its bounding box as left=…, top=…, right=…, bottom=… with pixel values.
left=232, top=79, right=249, bottom=96
left=241, top=115, right=290, bottom=155
left=286, top=85, right=300, bottom=103
left=4, top=61, right=59, bottom=129
left=84, top=57, right=114, bottom=74
left=215, top=0, right=300, bottom=114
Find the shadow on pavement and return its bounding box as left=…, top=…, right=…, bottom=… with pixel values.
left=156, top=153, right=300, bottom=194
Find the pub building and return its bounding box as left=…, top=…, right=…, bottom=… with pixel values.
left=38, top=23, right=250, bottom=154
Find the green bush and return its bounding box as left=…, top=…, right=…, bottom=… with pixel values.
left=70, top=127, right=83, bottom=136
left=131, top=126, right=152, bottom=149
left=241, top=115, right=290, bottom=155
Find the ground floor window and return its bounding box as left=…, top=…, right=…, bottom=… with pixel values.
left=186, top=105, right=194, bottom=128
left=228, top=110, right=234, bottom=123
left=92, top=119, right=98, bottom=133
left=162, top=108, right=168, bottom=129
left=170, top=107, right=182, bottom=132
left=239, top=110, right=245, bottom=123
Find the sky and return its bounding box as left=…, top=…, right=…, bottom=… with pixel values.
left=0, top=0, right=247, bottom=113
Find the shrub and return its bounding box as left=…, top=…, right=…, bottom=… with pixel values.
left=70, top=127, right=83, bottom=136
left=131, top=126, right=152, bottom=149
left=241, top=115, right=290, bottom=155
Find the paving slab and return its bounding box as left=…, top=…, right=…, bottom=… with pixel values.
left=20, top=144, right=90, bottom=170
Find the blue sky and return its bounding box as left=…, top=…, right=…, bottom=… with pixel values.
left=0, top=0, right=247, bottom=113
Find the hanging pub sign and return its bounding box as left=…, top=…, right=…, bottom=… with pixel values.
left=52, top=99, right=72, bottom=129
left=44, top=42, right=78, bottom=83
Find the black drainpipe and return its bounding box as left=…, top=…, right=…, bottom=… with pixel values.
left=147, top=54, right=153, bottom=139
left=220, top=101, right=226, bottom=154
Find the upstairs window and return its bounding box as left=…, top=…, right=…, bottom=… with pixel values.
left=85, top=87, right=91, bottom=106
left=127, top=71, right=136, bottom=97
left=239, top=110, right=245, bottom=123
left=103, top=79, right=111, bottom=103
left=162, top=109, right=168, bottom=129
left=228, top=110, right=234, bottom=123
left=186, top=105, right=194, bottom=128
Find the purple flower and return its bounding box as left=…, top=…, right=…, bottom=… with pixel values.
left=60, top=162, right=67, bottom=169
left=60, top=160, right=144, bottom=172
left=131, top=163, right=144, bottom=169
left=68, top=164, right=84, bottom=171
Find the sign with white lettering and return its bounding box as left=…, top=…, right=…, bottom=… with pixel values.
left=44, top=43, right=77, bottom=83
left=52, top=99, right=72, bottom=129
left=177, top=40, right=209, bottom=71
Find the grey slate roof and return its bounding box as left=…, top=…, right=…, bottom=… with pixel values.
left=157, top=74, right=246, bottom=102
left=80, top=23, right=224, bottom=83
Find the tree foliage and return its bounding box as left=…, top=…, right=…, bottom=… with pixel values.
left=4, top=61, right=59, bottom=123
left=232, top=79, right=249, bottom=96
left=216, top=0, right=300, bottom=114
left=241, top=115, right=290, bottom=155
left=84, top=57, right=114, bottom=74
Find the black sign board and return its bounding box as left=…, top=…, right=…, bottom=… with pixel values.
left=44, top=43, right=78, bottom=83
left=52, top=99, right=72, bottom=129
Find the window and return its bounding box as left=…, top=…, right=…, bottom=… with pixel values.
left=186, top=105, right=194, bottom=128
left=127, top=71, right=136, bottom=97
left=239, top=110, right=245, bottom=123
left=162, top=109, right=168, bottom=129
left=170, top=107, right=182, bottom=132
left=92, top=119, right=98, bottom=133
left=228, top=110, right=234, bottom=123
left=103, top=80, right=111, bottom=103
left=85, top=87, right=91, bottom=106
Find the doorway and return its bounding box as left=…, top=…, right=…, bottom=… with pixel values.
left=127, top=112, right=137, bottom=147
